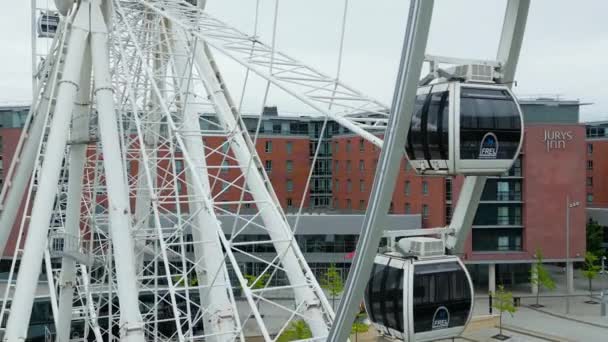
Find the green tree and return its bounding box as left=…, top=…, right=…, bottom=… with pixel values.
left=587, top=221, right=604, bottom=257
left=582, top=251, right=601, bottom=302
left=530, top=248, right=556, bottom=307
left=492, top=285, right=517, bottom=338
left=244, top=273, right=270, bottom=290
left=277, top=320, right=312, bottom=342
left=243, top=273, right=270, bottom=312
left=320, top=264, right=344, bottom=310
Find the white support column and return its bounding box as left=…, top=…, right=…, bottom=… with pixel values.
left=89, top=1, right=145, bottom=340
left=190, top=37, right=330, bottom=337
left=0, top=35, right=63, bottom=257
left=3, top=6, right=89, bottom=341
left=496, top=0, right=531, bottom=84
left=56, top=44, right=92, bottom=342
left=328, top=2, right=434, bottom=340
left=530, top=264, right=538, bottom=295
left=0, top=89, right=49, bottom=256
left=447, top=176, right=488, bottom=254
left=488, top=263, right=496, bottom=294
left=170, top=25, right=237, bottom=341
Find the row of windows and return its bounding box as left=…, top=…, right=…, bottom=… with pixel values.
left=334, top=139, right=371, bottom=154
left=586, top=126, right=608, bottom=138
left=472, top=228, right=522, bottom=252
left=263, top=140, right=294, bottom=154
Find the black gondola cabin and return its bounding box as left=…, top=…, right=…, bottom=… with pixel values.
left=364, top=254, right=474, bottom=341
left=406, top=82, right=523, bottom=175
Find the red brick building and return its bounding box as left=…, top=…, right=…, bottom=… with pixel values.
left=0, top=100, right=595, bottom=291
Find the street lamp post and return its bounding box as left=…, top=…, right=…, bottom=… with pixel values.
left=566, top=196, right=580, bottom=315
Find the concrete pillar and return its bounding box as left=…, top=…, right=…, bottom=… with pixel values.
left=531, top=264, right=538, bottom=295
left=566, top=261, right=574, bottom=295
left=488, top=263, right=496, bottom=294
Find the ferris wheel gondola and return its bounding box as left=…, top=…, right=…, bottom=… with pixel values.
left=364, top=240, right=474, bottom=342
left=406, top=81, right=524, bottom=176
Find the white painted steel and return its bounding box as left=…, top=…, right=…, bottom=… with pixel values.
left=3, top=5, right=89, bottom=340
left=56, top=45, right=92, bottom=342
left=328, top=2, right=434, bottom=340
left=190, top=32, right=331, bottom=338
left=170, top=24, right=238, bottom=341
left=90, top=1, right=145, bottom=339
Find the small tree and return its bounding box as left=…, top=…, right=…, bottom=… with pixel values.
left=530, top=248, right=556, bottom=307
left=244, top=273, right=270, bottom=312
left=277, top=320, right=312, bottom=342
left=582, top=251, right=600, bottom=303
left=587, top=220, right=604, bottom=257
left=320, top=264, right=344, bottom=310
left=351, top=312, right=370, bottom=342
left=244, top=273, right=270, bottom=290
left=492, top=285, right=517, bottom=339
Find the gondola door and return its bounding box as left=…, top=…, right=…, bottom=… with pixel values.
left=406, top=83, right=453, bottom=175
left=410, top=257, right=474, bottom=342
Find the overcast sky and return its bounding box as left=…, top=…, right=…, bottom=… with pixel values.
left=1, top=0, right=607, bottom=121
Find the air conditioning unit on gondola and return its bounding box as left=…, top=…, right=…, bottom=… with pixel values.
left=449, top=64, right=497, bottom=83
left=397, top=237, right=445, bottom=258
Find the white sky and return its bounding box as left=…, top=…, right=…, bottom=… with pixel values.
left=1, top=0, right=607, bottom=121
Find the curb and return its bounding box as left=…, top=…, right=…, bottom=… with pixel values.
left=525, top=305, right=608, bottom=329
left=500, top=324, right=570, bottom=342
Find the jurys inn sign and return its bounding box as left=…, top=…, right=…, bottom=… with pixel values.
left=544, top=129, right=573, bottom=152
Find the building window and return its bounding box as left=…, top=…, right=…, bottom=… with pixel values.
left=405, top=181, right=410, bottom=195
left=222, top=160, right=229, bottom=174
left=286, top=160, right=293, bottom=173
left=359, top=200, right=365, bottom=210
left=588, top=193, right=594, bottom=203
left=347, top=179, right=352, bottom=193
left=287, top=198, right=293, bottom=208
left=588, top=143, right=593, bottom=155
left=0, top=136, right=3, bottom=153
left=265, top=160, right=272, bottom=173
left=473, top=228, right=523, bottom=252
left=359, top=180, right=365, bottom=192
left=265, top=141, right=272, bottom=153
left=287, top=180, right=294, bottom=193
left=175, top=160, right=184, bottom=174
left=497, top=236, right=510, bottom=251
left=445, top=178, right=452, bottom=201
left=422, top=204, right=429, bottom=218
left=422, top=181, right=428, bottom=195
left=335, top=179, right=339, bottom=192
left=334, top=141, right=339, bottom=153
left=359, top=160, right=365, bottom=172
left=346, top=199, right=352, bottom=209
left=506, top=157, right=522, bottom=177
left=405, top=203, right=411, bottom=214
left=497, top=181, right=509, bottom=201
left=445, top=204, right=453, bottom=224
left=334, top=160, right=339, bottom=172
left=222, top=143, right=230, bottom=153
left=359, top=139, right=365, bottom=152
left=587, top=177, right=593, bottom=187
left=497, top=207, right=509, bottom=225
left=346, top=140, right=351, bottom=153
left=587, top=160, right=593, bottom=170
left=286, top=141, right=293, bottom=155
left=346, top=160, right=352, bottom=174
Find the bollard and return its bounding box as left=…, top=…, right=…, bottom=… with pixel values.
left=602, top=291, right=607, bottom=317
left=489, top=294, right=493, bottom=315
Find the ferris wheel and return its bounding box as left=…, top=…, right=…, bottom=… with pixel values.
left=0, top=0, right=530, bottom=341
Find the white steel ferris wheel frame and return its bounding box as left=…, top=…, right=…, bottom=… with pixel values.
left=0, top=0, right=531, bottom=341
